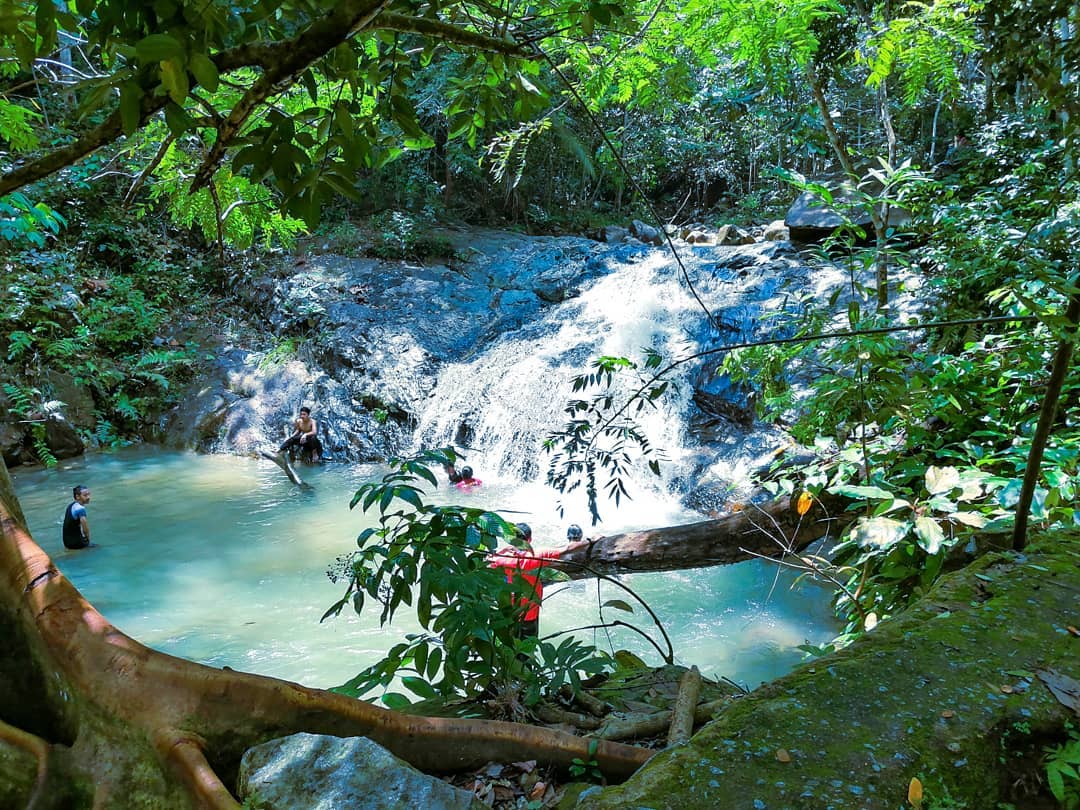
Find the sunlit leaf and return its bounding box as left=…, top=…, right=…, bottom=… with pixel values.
left=913, top=516, right=945, bottom=554
left=849, top=517, right=909, bottom=550
left=925, top=466, right=959, bottom=495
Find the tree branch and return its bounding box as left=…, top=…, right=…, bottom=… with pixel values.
left=189, top=0, right=394, bottom=193
left=123, top=132, right=176, bottom=208
left=0, top=91, right=168, bottom=197
left=375, top=12, right=532, bottom=56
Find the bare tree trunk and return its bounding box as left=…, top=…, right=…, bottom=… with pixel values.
left=559, top=491, right=852, bottom=579
left=1013, top=293, right=1080, bottom=550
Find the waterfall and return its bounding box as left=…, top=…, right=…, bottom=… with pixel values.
left=411, top=239, right=810, bottom=515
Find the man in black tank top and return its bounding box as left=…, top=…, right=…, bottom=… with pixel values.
left=62, top=485, right=92, bottom=549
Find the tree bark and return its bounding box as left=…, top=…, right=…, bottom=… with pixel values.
left=0, top=461, right=652, bottom=808
left=558, top=491, right=853, bottom=579
left=666, top=666, right=701, bottom=747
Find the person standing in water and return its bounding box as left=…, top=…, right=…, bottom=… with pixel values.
left=62, top=485, right=93, bottom=549
left=279, top=406, right=323, bottom=463
left=487, top=522, right=589, bottom=639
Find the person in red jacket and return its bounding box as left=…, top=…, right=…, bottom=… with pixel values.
left=488, top=523, right=589, bottom=639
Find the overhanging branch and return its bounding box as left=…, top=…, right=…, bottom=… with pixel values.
left=189, top=0, right=393, bottom=193
left=375, top=12, right=531, bottom=56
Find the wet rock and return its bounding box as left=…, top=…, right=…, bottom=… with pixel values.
left=715, top=224, right=755, bottom=246
left=0, top=422, right=28, bottom=467
left=40, top=370, right=97, bottom=430
left=630, top=219, right=664, bottom=245
left=762, top=220, right=789, bottom=241
left=237, top=733, right=483, bottom=810
left=597, top=225, right=629, bottom=244
left=42, top=414, right=84, bottom=459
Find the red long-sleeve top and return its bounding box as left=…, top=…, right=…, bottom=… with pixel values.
left=487, top=546, right=563, bottom=622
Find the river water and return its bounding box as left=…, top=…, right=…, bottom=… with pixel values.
left=11, top=446, right=838, bottom=696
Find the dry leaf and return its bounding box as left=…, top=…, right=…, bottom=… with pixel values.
left=1067, top=626, right=1080, bottom=638
left=775, top=748, right=792, bottom=762
left=528, top=782, right=547, bottom=801
left=796, top=491, right=813, bottom=516
left=512, top=760, right=537, bottom=773
left=941, top=710, right=954, bottom=719
left=1000, top=685, right=1013, bottom=694
left=908, top=776, right=923, bottom=809
left=864, top=612, right=879, bottom=631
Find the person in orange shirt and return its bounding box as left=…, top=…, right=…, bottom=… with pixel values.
left=488, top=523, right=589, bottom=639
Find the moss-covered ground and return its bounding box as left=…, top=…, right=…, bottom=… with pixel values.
left=576, top=534, right=1080, bottom=809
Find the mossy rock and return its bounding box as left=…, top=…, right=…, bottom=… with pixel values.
left=577, top=534, right=1080, bottom=809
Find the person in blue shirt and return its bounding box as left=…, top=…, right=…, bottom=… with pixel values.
left=62, top=485, right=93, bottom=549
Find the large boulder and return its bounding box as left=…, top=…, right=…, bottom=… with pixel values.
left=0, top=422, right=28, bottom=467
left=630, top=219, right=664, bottom=245
left=237, top=733, right=484, bottom=810
left=42, top=414, right=84, bottom=459
left=577, top=535, right=1080, bottom=809
left=784, top=174, right=912, bottom=242
left=40, top=370, right=97, bottom=430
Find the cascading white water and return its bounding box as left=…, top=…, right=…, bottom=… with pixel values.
left=411, top=241, right=804, bottom=515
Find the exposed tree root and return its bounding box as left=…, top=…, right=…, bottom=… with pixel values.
left=0, top=462, right=652, bottom=808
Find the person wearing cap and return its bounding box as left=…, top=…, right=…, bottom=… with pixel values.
left=487, top=522, right=590, bottom=639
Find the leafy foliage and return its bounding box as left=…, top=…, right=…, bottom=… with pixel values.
left=719, top=116, right=1080, bottom=629
left=1045, top=725, right=1080, bottom=809
left=0, top=193, right=66, bottom=247
left=544, top=352, right=668, bottom=524
left=326, top=449, right=612, bottom=709
left=145, top=136, right=307, bottom=251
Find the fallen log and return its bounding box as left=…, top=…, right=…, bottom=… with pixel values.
left=258, top=449, right=310, bottom=488
left=666, top=666, right=701, bottom=747
left=0, top=461, right=651, bottom=809
left=558, top=491, right=854, bottom=579
left=594, top=699, right=730, bottom=742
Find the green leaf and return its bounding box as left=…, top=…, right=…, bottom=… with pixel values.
left=14, top=32, right=36, bottom=68
left=832, top=484, right=894, bottom=500
left=997, top=479, right=1023, bottom=509
left=913, top=516, right=945, bottom=554
left=136, top=33, right=185, bottom=63
left=601, top=599, right=634, bottom=613
left=925, top=465, right=959, bottom=495
left=118, top=82, right=142, bottom=136
left=849, top=516, right=909, bottom=550
left=160, top=58, right=189, bottom=104
left=380, top=692, right=411, bottom=710
left=947, top=511, right=987, bottom=528
left=401, top=676, right=439, bottom=699
left=163, top=102, right=195, bottom=136
left=189, top=52, right=219, bottom=92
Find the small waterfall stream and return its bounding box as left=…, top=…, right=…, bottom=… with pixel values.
left=411, top=240, right=812, bottom=515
